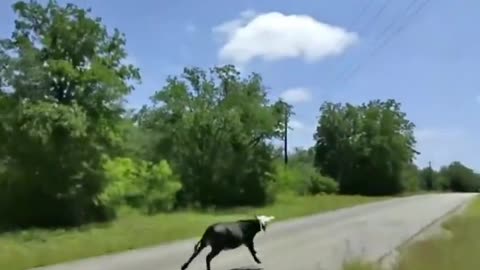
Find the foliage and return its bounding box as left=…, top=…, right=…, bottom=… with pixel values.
left=313, top=99, right=418, bottom=196
left=271, top=160, right=338, bottom=195
left=419, top=166, right=436, bottom=190
left=400, top=163, right=422, bottom=192
left=272, top=162, right=304, bottom=193
left=0, top=0, right=140, bottom=228
left=289, top=147, right=316, bottom=165
left=137, top=65, right=289, bottom=207
left=99, top=157, right=182, bottom=214
left=438, top=161, right=480, bottom=192
left=303, top=174, right=339, bottom=195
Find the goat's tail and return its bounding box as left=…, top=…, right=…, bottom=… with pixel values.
left=193, top=238, right=203, bottom=252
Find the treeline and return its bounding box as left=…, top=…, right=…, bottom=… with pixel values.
left=0, top=1, right=479, bottom=230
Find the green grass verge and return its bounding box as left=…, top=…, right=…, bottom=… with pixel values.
left=343, top=194, right=480, bottom=270
left=0, top=194, right=387, bottom=270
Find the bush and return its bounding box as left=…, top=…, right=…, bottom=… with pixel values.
left=99, top=156, right=182, bottom=214
left=272, top=161, right=338, bottom=195
left=303, top=174, right=339, bottom=195
left=272, top=162, right=304, bottom=193
left=439, top=162, right=480, bottom=192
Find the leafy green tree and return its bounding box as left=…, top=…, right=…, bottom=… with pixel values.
left=138, top=65, right=287, bottom=207
left=0, top=0, right=139, bottom=228
left=419, top=165, right=440, bottom=190
left=313, top=99, right=418, bottom=195
left=438, top=161, right=480, bottom=192
left=400, top=162, right=422, bottom=192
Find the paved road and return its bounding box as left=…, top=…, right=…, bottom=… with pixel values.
left=34, top=193, right=477, bottom=270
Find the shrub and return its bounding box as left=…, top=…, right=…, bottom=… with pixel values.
left=272, top=161, right=304, bottom=193
left=272, top=161, right=338, bottom=195
left=99, top=156, right=182, bottom=214
left=303, top=174, right=339, bottom=195
left=439, top=162, right=480, bottom=192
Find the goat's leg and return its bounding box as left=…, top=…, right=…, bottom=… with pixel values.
left=181, top=240, right=206, bottom=270
left=245, top=242, right=261, bottom=264
left=205, top=248, right=221, bottom=270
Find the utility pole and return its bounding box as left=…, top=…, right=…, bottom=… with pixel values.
left=283, top=103, right=288, bottom=166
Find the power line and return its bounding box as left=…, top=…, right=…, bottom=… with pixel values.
left=347, top=0, right=375, bottom=30
left=331, top=0, right=421, bottom=84
left=357, top=0, right=395, bottom=36
left=327, top=0, right=394, bottom=82
left=373, top=0, right=422, bottom=43
left=333, top=0, right=433, bottom=86
left=325, top=1, right=380, bottom=80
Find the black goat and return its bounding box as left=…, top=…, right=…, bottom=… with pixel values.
left=181, top=215, right=275, bottom=270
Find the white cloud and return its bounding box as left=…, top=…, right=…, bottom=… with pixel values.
left=280, top=87, right=312, bottom=104
left=213, top=10, right=256, bottom=40
left=213, top=11, right=358, bottom=65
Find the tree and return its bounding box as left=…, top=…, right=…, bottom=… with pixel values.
left=313, top=99, right=418, bottom=195
left=0, top=0, right=140, bottom=228
left=419, top=164, right=440, bottom=191
left=138, top=65, right=288, bottom=207
left=438, top=161, right=480, bottom=192
left=401, top=162, right=421, bottom=192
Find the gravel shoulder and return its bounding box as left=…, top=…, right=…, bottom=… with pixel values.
left=33, top=193, right=477, bottom=270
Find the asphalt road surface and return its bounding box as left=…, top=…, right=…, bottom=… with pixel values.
left=34, top=193, right=477, bottom=270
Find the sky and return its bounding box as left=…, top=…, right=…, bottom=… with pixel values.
left=1, top=0, right=479, bottom=170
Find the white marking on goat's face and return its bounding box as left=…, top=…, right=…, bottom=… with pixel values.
left=256, top=215, right=275, bottom=232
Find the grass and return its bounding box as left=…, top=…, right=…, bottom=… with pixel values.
left=0, top=193, right=387, bottom=270
left=343, top=194, right=480, bottom=270
left=343, top=260, right=381, bottom=270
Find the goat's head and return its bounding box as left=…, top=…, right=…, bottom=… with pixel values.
left=255, top=215, right=275, bottom=232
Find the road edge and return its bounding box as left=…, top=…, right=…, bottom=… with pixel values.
left=376, top=194, right=477, bottom=269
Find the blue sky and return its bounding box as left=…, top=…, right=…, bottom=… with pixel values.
left=1, top=0, right=479, bottom=170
